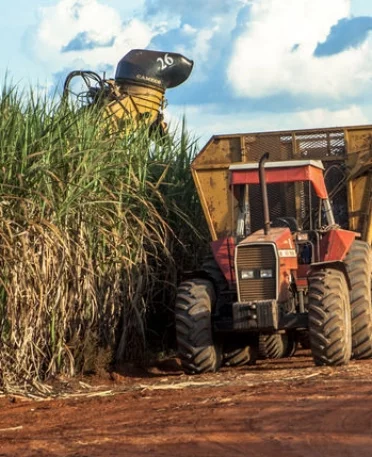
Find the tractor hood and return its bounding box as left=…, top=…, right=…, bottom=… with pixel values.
left=240, top=227, right=296, bottom=252
left=115, top=49, right=194, bottom=90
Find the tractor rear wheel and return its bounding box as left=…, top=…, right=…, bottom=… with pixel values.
left=175, top=278, right=221, bottom=374
left=344, top=240, right=372, bottom=359
left=308, top=268, right=352, bottom=366
left=258, top=333, right=288, bottom=359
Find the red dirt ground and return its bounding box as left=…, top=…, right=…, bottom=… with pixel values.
left=1, top=350, right=372, bottom=457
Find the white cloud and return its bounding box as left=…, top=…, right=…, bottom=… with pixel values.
left=296, top=105, right=367, bottom=126
left=227, top=0, right=372, bottom=99
left=182, top=24, right=197, bottom=35
left=32, top=0, right=160, bottom=75
left=166, top=103, right=369, bottom=146
left=193, top=26, right=218, bottom=63
left=176, top=8, right=245, bottom=82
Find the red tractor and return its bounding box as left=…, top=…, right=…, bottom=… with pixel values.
left=175, top=154, right=372, bottom=373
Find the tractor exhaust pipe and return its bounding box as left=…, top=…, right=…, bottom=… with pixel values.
left=259, top=153, right=271, bottom=235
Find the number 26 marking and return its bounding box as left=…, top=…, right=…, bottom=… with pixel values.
left=157, top=53, right=174, bottom=71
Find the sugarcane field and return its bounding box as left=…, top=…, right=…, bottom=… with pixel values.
left=2, top=48, right=372, bottom=456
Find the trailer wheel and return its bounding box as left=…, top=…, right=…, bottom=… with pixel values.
left=258, top=333, right=288, bottom=359
left=223, top=344, right=257, bottom=367
left=308, top=268, right=352, bottom=366
left=175, top=279, right=221, bottom=374
left=344, top=240, right=372, bottom=359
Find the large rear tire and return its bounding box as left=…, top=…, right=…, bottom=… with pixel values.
left=344, top=240, right=372, bottom=359
left=308, top=268, right=352, bottom=366
left=175, top=279, right=221, bottom=374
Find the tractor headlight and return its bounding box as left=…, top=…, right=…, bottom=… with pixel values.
left=260, top=269, right=273, bottom=278
left=241, top=269, right=255, bottom=279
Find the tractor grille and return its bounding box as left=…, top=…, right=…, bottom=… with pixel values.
left=236, top=244, right=277, bottom=302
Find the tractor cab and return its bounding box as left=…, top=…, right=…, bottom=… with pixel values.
left=229, top=159, right=335, bottom=238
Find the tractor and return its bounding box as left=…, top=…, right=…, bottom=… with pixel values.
left=175, top=152, right=372, bottom=373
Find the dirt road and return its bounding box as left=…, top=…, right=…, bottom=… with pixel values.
left=1, top=351, right=372, bottom=457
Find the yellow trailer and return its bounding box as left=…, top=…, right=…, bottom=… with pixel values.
left=192, top=125, right=372, bottom=243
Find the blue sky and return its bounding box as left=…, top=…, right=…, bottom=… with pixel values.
left=2, top=0, right=372, bottom=146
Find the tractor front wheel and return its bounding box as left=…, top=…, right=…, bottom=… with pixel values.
left=175, top=279, right=221, bottom=374
left=308, top=268, right=352, bottom=366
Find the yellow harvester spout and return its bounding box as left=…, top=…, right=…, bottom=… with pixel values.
left=63, top=49, right=193, bottom=136
left=103, top=80, right=167, bottom=134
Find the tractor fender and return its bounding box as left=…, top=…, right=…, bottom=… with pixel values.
left=181, top=262, right=229, bottom=296
left=308, top=260, right=351, bottom=290
left=182, top=268, right=225, bottom=287
left=182, top=269, right=216, bottom=283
